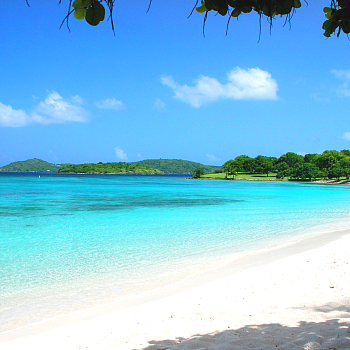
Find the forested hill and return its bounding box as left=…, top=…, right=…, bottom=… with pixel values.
left=0, top=158, right=220, bottom=175
left=58, top=162, right=163, bottom=174
left=0, top=159, right=60, bottom=172
left=133, top=159, right=221, bottom=174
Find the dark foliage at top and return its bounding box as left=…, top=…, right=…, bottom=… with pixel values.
left=53, top=0, right=350, bottom=39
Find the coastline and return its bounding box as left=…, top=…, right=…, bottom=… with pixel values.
left=1, top=226, right=350, bottom=349
left=197, top=176, right=350, bottom=185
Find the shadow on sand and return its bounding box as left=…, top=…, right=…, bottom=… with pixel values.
left=142, top=305, right=350, bottom=350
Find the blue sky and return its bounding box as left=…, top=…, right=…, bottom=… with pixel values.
left=1, top=1, right=350, bottom=166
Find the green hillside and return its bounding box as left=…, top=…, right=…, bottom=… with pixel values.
left=133, top=159, right=221, bottom=174
left=58, top=162, right=163, bottom=174
left=0, top=158, right=221, bottom=175
left=0, top=159, right=59, bottom=172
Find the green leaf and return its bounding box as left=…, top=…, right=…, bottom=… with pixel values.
left=73, top=0, right=90, bottom=14
left=294, top=0, right=301, bottom=9
left=196, top=4, right=207, bottom=13
left=203, top=0, right=215, bottom=11
left=73, top=0, right=83, bottom=9
left=322, top=19, right=332, bottom=30
left=341, top=20, right=350, bottom=34
left=231, top=8, right=241, bottom=17
left=74, top=7, right=86, bottom=20
left=262, top=5, right=273, bottom=17
left=323, top=20, right=338, bottom=37
left=241, top=5, right=252, bottom=13
left=217, top=5, right=228, bottom=16
left=85, top=3, right=105, bottom=26
left=276, top=1, right=292, bottom=15
left=323, top=7, right=333, bottom=19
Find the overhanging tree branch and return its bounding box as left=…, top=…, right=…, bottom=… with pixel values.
left=24, top=0, right=350, bottom=39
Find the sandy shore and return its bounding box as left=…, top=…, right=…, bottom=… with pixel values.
left=1, top=229, right=350, bottom=350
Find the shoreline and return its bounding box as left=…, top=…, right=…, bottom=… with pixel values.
left=1, top=226, right=350, bottom=349
left=197, top=176, right=350, bottom=185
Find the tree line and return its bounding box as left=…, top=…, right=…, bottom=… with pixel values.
left=134, top=159, right=220, bottom=174
left=58, top=162, right=163, bottom=174
left=221, top=150, right=350, bottom=181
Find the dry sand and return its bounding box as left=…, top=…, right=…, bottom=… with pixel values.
left=1, top=230, right=350, bottom=350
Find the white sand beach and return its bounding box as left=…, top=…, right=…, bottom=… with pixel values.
left=1, top=229, right=350, bottom=350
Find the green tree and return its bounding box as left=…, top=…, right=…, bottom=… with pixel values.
left=275, top=161, right=291, bottom=179
left=192, top=167, right=205, bottom=178
left=277, top=152, right=304, bottom=169
left=270, top=156, right=278, bottom=172
left=253, top=155, right=273, bottom=177
left=297, top=163, right=320, bottom=180
left=233, top=155, right=254, bottom=172
left=328, top=162, right=344, bottom=180
left=315, top=150, right=340, bottom=175
left=339, top=156, right=350, bottom=179
left=222, top=160, right=238, bottom=178
left=340, top=149, right=350, bottom=157
left=304, top=153, right=319, bottom=164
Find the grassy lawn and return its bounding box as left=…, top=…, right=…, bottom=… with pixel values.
left=201, top=173, right=349, bottom=181
left=201, top=172, right=278, bottom=180
left=236, top=172, right=277, bottom=180
left=201, top=172, right=229, bottom=179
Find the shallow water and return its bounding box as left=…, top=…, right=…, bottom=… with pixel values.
left=1, top=173, right=350, bottom=332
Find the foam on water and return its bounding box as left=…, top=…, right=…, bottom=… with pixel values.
left=1, top=173, right=350, bottom=332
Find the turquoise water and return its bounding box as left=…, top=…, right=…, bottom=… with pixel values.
left=1, top=173, right=350, bottom=332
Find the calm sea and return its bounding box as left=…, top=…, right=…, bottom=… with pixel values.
left=1, top=172, right=350, bottom=332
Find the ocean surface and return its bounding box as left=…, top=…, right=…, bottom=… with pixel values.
left=1, top=172, right=350, bottom=332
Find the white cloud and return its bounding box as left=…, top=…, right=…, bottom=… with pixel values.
left=0, top=102, right=28, bottom=127
left=343, top=132, right=350, bottom=141
left=115, top=146, right=128, bottom=161
left=33, top=91, right=89, bottom=124
left=0, top=91, right=89, bottom=127
left=71, top=95, right=84, bottom=104
left=95, top=98, right=124, bottom=110
left=335, top=83, right=350, bottom=97
left=161, top=67, right=278, bottom=107
left=331, top=69, right=350, bottom=79
left=153, top=97, right=165, bottom=110
left=331, top=69, right=350, bottom=97
left=206, top=154, right=221, bottom=162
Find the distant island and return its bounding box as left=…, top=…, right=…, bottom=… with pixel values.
left=133, top=159, right=221, bottom=174
left=0, top=158, right=220, bottom=175
left=58, top=162, right=163, bottom=174
left=0, top=158, right=60, bottom=173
